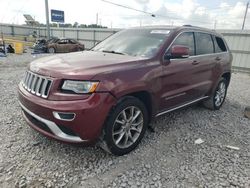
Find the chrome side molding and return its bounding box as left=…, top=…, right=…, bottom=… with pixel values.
left=155, top=96, right=209, bottom=117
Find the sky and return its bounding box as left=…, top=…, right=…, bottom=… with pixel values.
left=0, top=0, right=249, bottom=29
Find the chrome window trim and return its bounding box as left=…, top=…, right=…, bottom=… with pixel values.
left=170, top=51, right=229, bottom=62
left=163, top=30, right=229, bottom=61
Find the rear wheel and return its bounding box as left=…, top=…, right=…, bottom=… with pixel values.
left=100, top=96, right=148, bottom=156
left=203, top=78, right=228, bottom=110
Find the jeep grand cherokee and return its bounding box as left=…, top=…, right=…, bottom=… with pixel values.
left=18, top=26, right=232, bottom=155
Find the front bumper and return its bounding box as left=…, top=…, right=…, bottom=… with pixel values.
left=18, top=84, right=116, bottom=143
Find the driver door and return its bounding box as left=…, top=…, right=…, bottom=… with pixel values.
left=56, top=39, right=68, bottom=52
left=159, top=32, right=198, bottom=111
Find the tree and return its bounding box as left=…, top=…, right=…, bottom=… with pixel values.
left=79, top=24, right=87, bottom=28
left=36, top=23, right=107, bottom=28
left=73, top=22, right=79, bottom=28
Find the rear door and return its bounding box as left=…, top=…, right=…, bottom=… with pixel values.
left=69, top=39, right=78, bottom=52
left=191, top=32, right=216, bottom=98
left=63, top=39, right=73, bottom=53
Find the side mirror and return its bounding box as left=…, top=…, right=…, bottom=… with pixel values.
left=164, top=45, right=190, bottom=60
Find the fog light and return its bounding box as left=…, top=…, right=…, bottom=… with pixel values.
left=53, top=112, right=76, bottom=121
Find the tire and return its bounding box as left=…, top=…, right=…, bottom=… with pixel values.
left=48, top=47, right=55, bottom=53
left=100, top=96, right=148, bottom=156
left=203, top=77, right=228, bottom=110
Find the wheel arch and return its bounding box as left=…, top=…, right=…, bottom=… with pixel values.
left=113, top=90, right=154, bottom=123
left=100, top=93, right=151, bottom=155
left=221, top=72, right=231, bottom=87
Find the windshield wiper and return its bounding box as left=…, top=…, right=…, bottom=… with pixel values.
left=102, top=50, right=127, bottom=55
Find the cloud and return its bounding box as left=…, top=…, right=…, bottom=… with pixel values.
left=114, top=0, right=248, bottom=29
left=209, top=1, right=246, bottom=29
left=195, top=7, right=206, bottom=16
left=134, top=0, right=150, bottom=4
left=228, top=2, right=245, bottom=19
left=0, top=0, right=248, bottom=29
left=149, top=0, right=247, bottom=29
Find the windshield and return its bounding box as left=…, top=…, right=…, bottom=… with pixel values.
left=92, top=29, right=171, bottom=58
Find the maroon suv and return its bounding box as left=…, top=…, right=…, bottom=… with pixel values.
left=18, top=26, right=232, bottom=155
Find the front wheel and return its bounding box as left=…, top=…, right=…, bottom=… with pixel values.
left=100, top=96, right=148, bottom=156
left=203, top=78, right=228, bottom=110
left=48, top=47, right=55, bottom=53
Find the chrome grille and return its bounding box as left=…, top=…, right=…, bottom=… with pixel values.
left=22, top=71, right=52, bottom=98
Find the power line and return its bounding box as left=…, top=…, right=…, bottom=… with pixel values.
left=101, top=0, right=156, bottom=17
left=0, top=1, right=12, bottom=23
left=100, top=0, right=212, bottom=24
left=11, top=0, right=31, bottom=24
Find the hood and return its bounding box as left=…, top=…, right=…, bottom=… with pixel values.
left=29, top=51, right=146, bottom=79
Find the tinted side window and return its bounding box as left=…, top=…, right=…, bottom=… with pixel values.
left=58, top=40, right=67, bottom=44
left=172, top=32, right=195, bottom=56
left=214, top=36, right=227, bottom=52
left=70, top=39, right=77, bottom=44
left=195, top=33, right=214, bottom=55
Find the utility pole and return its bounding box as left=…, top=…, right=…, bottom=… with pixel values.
left=45, top=0, right=50, bottom=39
left=214, top=20, right=217, bottom=30
left=242, top=2, right=249, bottom=30
left=96, top=13, right=98, bottom=25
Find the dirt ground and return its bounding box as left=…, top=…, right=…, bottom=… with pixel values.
left=0, top=53, right=250, bottom=188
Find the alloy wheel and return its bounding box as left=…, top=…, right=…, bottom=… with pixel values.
left=48, top=47, right=55, bottom=53
left=214, top=81, right=226, bottom=107
left=112, top=106, right=144, bottom=149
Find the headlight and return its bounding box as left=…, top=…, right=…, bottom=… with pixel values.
left=61, top=80, right=99, bottom=94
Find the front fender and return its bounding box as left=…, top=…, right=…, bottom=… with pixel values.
left=93, top=63, right=161, bottom=115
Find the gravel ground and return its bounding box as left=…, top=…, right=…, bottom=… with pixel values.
left=0, top=52, right=250, bottom=188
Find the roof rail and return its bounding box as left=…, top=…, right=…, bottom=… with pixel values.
left=183, top=24, right=192, bottom=27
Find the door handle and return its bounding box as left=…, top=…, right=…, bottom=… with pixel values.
left=192, top=60, right=200, bottom=65
left=215, top=57, right=221, bottom=61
